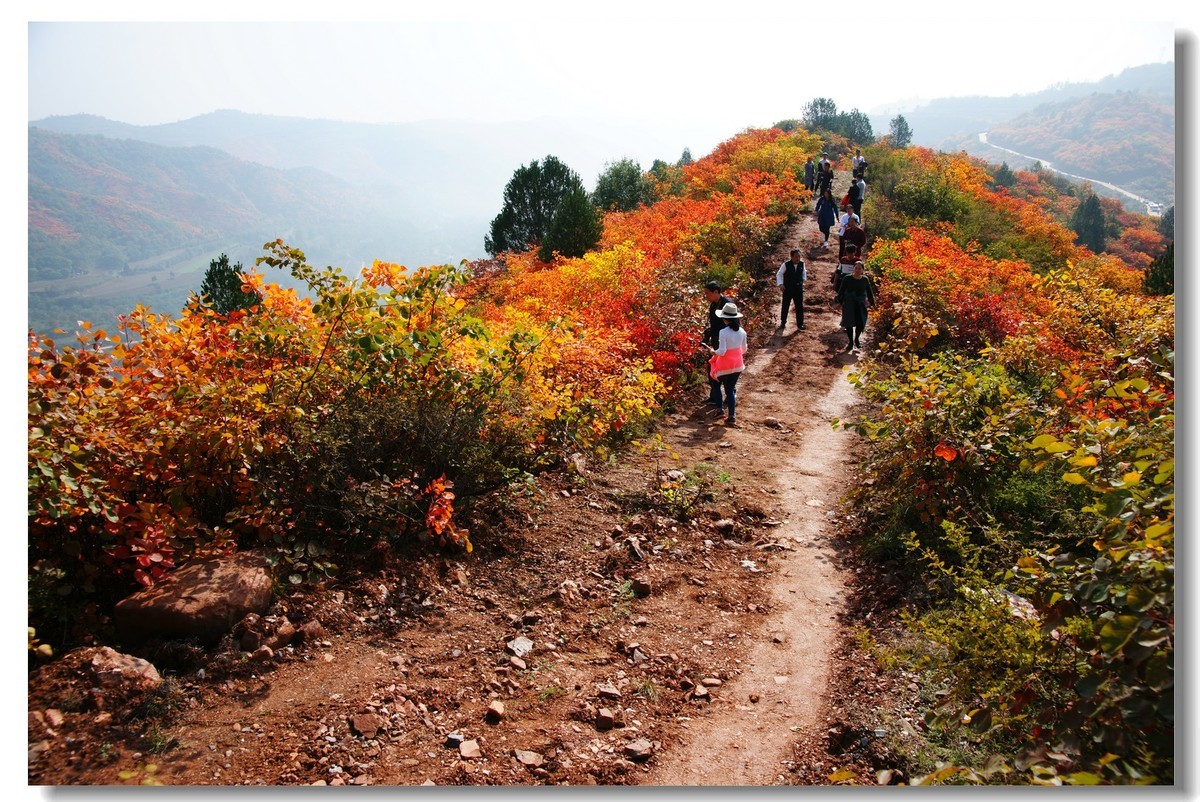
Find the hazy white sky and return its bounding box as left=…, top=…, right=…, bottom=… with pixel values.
left=23, top=3, right=1184, bottom=133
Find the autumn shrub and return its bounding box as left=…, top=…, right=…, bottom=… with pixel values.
left=844, top=140, right=1173, bottom=783
left=29, top=125, right=831, bottom=648
left=844, top=352, right=1062, bottom=566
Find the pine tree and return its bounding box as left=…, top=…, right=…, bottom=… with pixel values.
left=538, top=185, right=602, bottom=261
left=1143, top=242, right=1173, bottom=296
left=889, top=114, right=913, bottom=147
left=992, top=162, right=1016, bottom=188
left=1157, top=206, right=1174, bottom=241
left=198, top=253, right=259, bottom=315
left=1070, top=193, right=1106, bottom=253
left=593, top=158, right=654, bottom=212
left=485, top=156, right=583, bottom=256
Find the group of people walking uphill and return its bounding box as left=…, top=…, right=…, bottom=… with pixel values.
left=701, top=151, right=877, bottom=423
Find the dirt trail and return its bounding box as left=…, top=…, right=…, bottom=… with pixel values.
left=642, top=204, right=865, bottom=784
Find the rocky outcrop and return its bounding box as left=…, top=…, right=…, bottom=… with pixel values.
left=114, top=551, right=274, bottom=643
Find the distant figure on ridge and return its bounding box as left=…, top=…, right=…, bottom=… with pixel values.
left=776, top=249, right=807, bottom=331
left=852, top=149, right=867, bottom=179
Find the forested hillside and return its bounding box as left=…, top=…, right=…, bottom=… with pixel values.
left=28, top=128, right=441, bottom=335
left=876, top=62, right=1174, bottom=208
left=872, top=62, right=1173, bottom=146
left=984, top=92, right=1174, bottom=202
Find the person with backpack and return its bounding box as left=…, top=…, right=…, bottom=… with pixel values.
left=706, top=302, right=748, bottom=425
left=816, top=160, right=835, bottom=196
left=814, top=188, right=839, bottom=249
left=776, top=249, right=807, bottom=331
left=840, top=213, right=866, bottom=261
left=834, top=243, right=860, bottom=294
left=837, top=205, right=861, bottom=259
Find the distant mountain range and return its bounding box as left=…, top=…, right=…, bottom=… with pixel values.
left=871, top=62, right=1174, bottom=207
left=28, top=112, right=712, bottom=334
left=28, top=62, right=1175, bottom=335
left=870, top=62, right=1173, bottom=146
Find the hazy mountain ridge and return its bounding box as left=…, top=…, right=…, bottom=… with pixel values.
left=869, top=62, right=1173, bottom=146
left=28, top=63, right=1173, bottom=334
left=27, top=127, right=434, bottom=335
left=29, top=128, right=386, bottom=275
left=30, top=111, right=715, bottom=223
left=984, top=92, right=1174, bottom=202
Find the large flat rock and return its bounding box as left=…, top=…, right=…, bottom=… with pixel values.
left=114, top=551, right=273, bottom=643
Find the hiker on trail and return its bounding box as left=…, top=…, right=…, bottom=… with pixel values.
left=840, top=212, right=866, bottom=261
left=837, top=206, right=861, bottom=259
left=834, top=244, right=860, bottom=293
left=835, top=262, right=876, bottom=353
left=846, top=179, right=863, bottom=220
left=815, top=189, right=839, bottom=249
left=706, top=302, right=748, bottom=426
left=776, top=249, right=807, bottom=331
left=702, top=280, right=733, bottom=407
left=852, top=149, right=867, bottom=178
left=817, top=160, right=835, bottom=196
left=852, top=175, right=866, bottom=217
left=803, top=156, right=816, bottom=192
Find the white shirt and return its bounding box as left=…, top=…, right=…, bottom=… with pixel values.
left=838, top=211, right=861, bottom=235
left=714, top=325, right=748, bottom=357
left=856, top=178, right=866, bottom=198
left=776, top=260, right=807, bottom=286
left=852, top=154, right=865, bottom=169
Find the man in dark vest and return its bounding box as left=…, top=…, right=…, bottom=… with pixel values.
left=775, top=249, right=807, bottom=330
left=703, top=280, right=733, bottom=405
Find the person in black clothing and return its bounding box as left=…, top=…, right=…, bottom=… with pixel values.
left=816, top=160, right=834, bottom=196
left=834, top=243, right=860, bottom=294
left=702, top=280, right=732, bottom=405
left=835, top=262, right=877, bottom=352
left=775, top=249, right=807, bottom=330
left=847, top=178, right=863, bottom=218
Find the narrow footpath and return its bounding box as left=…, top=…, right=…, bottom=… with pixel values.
left=644, top=194, right=868, bottom=784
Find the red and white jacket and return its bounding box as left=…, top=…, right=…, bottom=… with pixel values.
left=709, top=326, right=747, bottom=379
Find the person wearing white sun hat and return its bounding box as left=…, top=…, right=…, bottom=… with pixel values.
left=705, top=302, right=748, bottom=425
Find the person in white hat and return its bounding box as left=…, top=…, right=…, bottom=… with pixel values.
left=705, top=302, right=748, bottom=425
